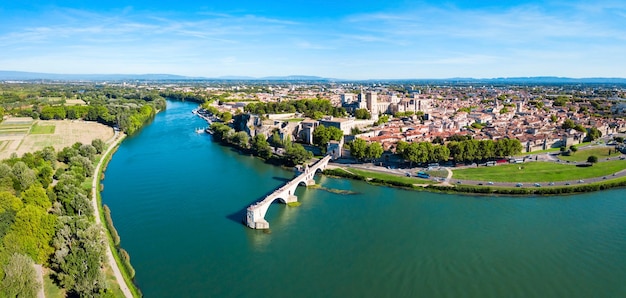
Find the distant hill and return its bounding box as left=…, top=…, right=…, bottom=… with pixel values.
left=0, top=71, right=196, bottom=81
left=1, top=71, right=625, bottom=84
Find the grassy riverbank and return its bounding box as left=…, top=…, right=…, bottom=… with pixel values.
left=557, top=147, right=622, bottom=162
left=324, top=162, right=626, bottom=196
left=95, top=136, right=143, bottom=298
left=427, top=174, right=626, bottom=195
left=452, top=160, right=626, bottom=182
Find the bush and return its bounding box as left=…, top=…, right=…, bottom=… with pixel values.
left=322, top=169, right=366, bottom=181
left=103, top=205, right=120, bottom=247
left=118, top=248, right=135, bottom=279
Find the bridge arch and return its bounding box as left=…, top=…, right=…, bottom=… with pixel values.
left=245, top=155, right=332, bottom=229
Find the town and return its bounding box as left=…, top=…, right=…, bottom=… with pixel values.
left=174, top=80, right=626, bottom=163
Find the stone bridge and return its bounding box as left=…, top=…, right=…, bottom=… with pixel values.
left=245, top=155, right=332, bottom=229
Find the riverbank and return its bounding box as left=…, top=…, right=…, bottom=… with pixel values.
left=92, top=132, right=140, bottom=298
left=324, top=163, right=626, bottom=196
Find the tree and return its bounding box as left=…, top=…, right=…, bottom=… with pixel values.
left=91, top=139, right=106, bottom=154
left=69, top=156, right=94, bottom=178
left=312, top=125, right=343, bottom=153
left=232, top=131, right=250, bottom=148
left=0, top=253, right=41, bottom=298
left=550, top=114, right=557, bottom=122
left=375, top=115, right=389, bottom=125
left=354, top=108, right=371, bottom=120
left=51, top=217, right=107, bottom=297
left=587, top=155, right=598, bottom=164
left=561, top=118, right=575, bottom=130
left=574, top=124, right=586, bottom=133
left=39, top=146, right=57, bottom=163
left=21, top=185, right=51, bottom=210
left=586, top=127, right=602, bottom=141
left=3, top=205, right=56, bottom=263
left=432, top=136, right=444, bottom=145
left=569, top=145, right=578, bottom=154
left=11, top=162, right=36, bottom=192
left=350, top=139, right=368, bottom=161
left=433, top=145, right=450, bottom=162
left=221, top=111, right=233, bottom=122
left=78, top=144, right=97, bottom=161
left=251, top=134, right=272, bottom=159
left=283, top=143, right=312, bottom=165
left=365, top=142, right=384, bottom=161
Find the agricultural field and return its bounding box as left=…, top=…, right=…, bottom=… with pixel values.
left=452, top=160, right=626, bottom=182
left=0, top=117, right=114, bottom=160
left=30, top=123, right=56, bottom=134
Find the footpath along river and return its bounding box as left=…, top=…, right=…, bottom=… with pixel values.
left=102, top=100, right=626, bottom=297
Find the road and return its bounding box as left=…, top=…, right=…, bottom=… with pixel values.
left=331, top=147, right=626, bottom=189
left=91, top=133, right=133, bottom=298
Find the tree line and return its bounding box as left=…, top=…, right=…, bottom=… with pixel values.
left=244, top=99, right=346, bottom=119
left=209, top=123, right=313, bottom=166
left=1, top=83, right=166, bottom=135
left=0, top=140, right=119, bottom=297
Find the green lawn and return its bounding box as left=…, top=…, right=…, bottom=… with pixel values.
left=452, top=160, right=626, bottom=182
left=518, top=142, right=593, bottom=156
left=30, top=123, right=56, bottom=134
left=558, top=146, right=622, bottom=162
left=347, top=168, right=434, bottom=185
left=43, top=271, right=65, bottom=298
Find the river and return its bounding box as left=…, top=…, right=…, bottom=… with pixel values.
left=102, top=100, right=626, bottom=297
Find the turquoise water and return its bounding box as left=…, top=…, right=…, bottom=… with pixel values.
left=102, top=100, right=626, bottom=297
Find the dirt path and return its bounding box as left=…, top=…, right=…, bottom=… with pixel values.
left=91, top=133, right=133, bottom=298
left=34, top=264, right=44, bottom=298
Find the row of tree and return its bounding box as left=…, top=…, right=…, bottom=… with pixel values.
left=244, top=99, right=346, bottom=119
left=1, top=84, right=166, bottom=135
left=348, top=137, right=523, bottom=165
left=0, top=141, right=115, bottom=297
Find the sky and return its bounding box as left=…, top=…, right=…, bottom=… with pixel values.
left=1, top=0, right=625, bottom=79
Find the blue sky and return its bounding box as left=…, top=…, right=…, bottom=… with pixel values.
left=1, top=0, right=625, bottom=79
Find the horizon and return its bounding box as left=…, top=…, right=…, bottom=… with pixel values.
left=3, top=70, right=626, bottom=82
left=1, top=1, right=625, bottom=79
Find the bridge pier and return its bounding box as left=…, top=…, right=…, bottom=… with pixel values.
left=244, top=155, right=331, bottom=230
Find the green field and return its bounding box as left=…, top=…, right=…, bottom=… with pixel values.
left=30, top=123, right=56, bottom=134
left=452, top=160, right=626, bottom=182
left=558, top=146, right=622, bottom=162
left=519, top=142, right=595, bottom=156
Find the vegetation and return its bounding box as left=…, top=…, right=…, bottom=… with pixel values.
left=429, top=175, right=626, bottom=195
left=446, top=138, right=522, bottom=162
left=349, top=139, right=383, bottom=161
left=0, top=253, right=41, bottom=297
left=30, top=123, right=56, bottom=134
left=558, top=147, right=620, bottom=162
left=354, top=108, right=371, bottom=120
left=312, top=125, right=343, bottom=153
left=395, top=141, right=450, bottom=165
left=244, top=98, right=346, bottom=119
left=210, top=122, right=313, bottom=165
left=0, top=140, right=124, bottom=297
left=1, top=83, right=166, bottom=135
left=452, top=160, right=626, bottom=182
